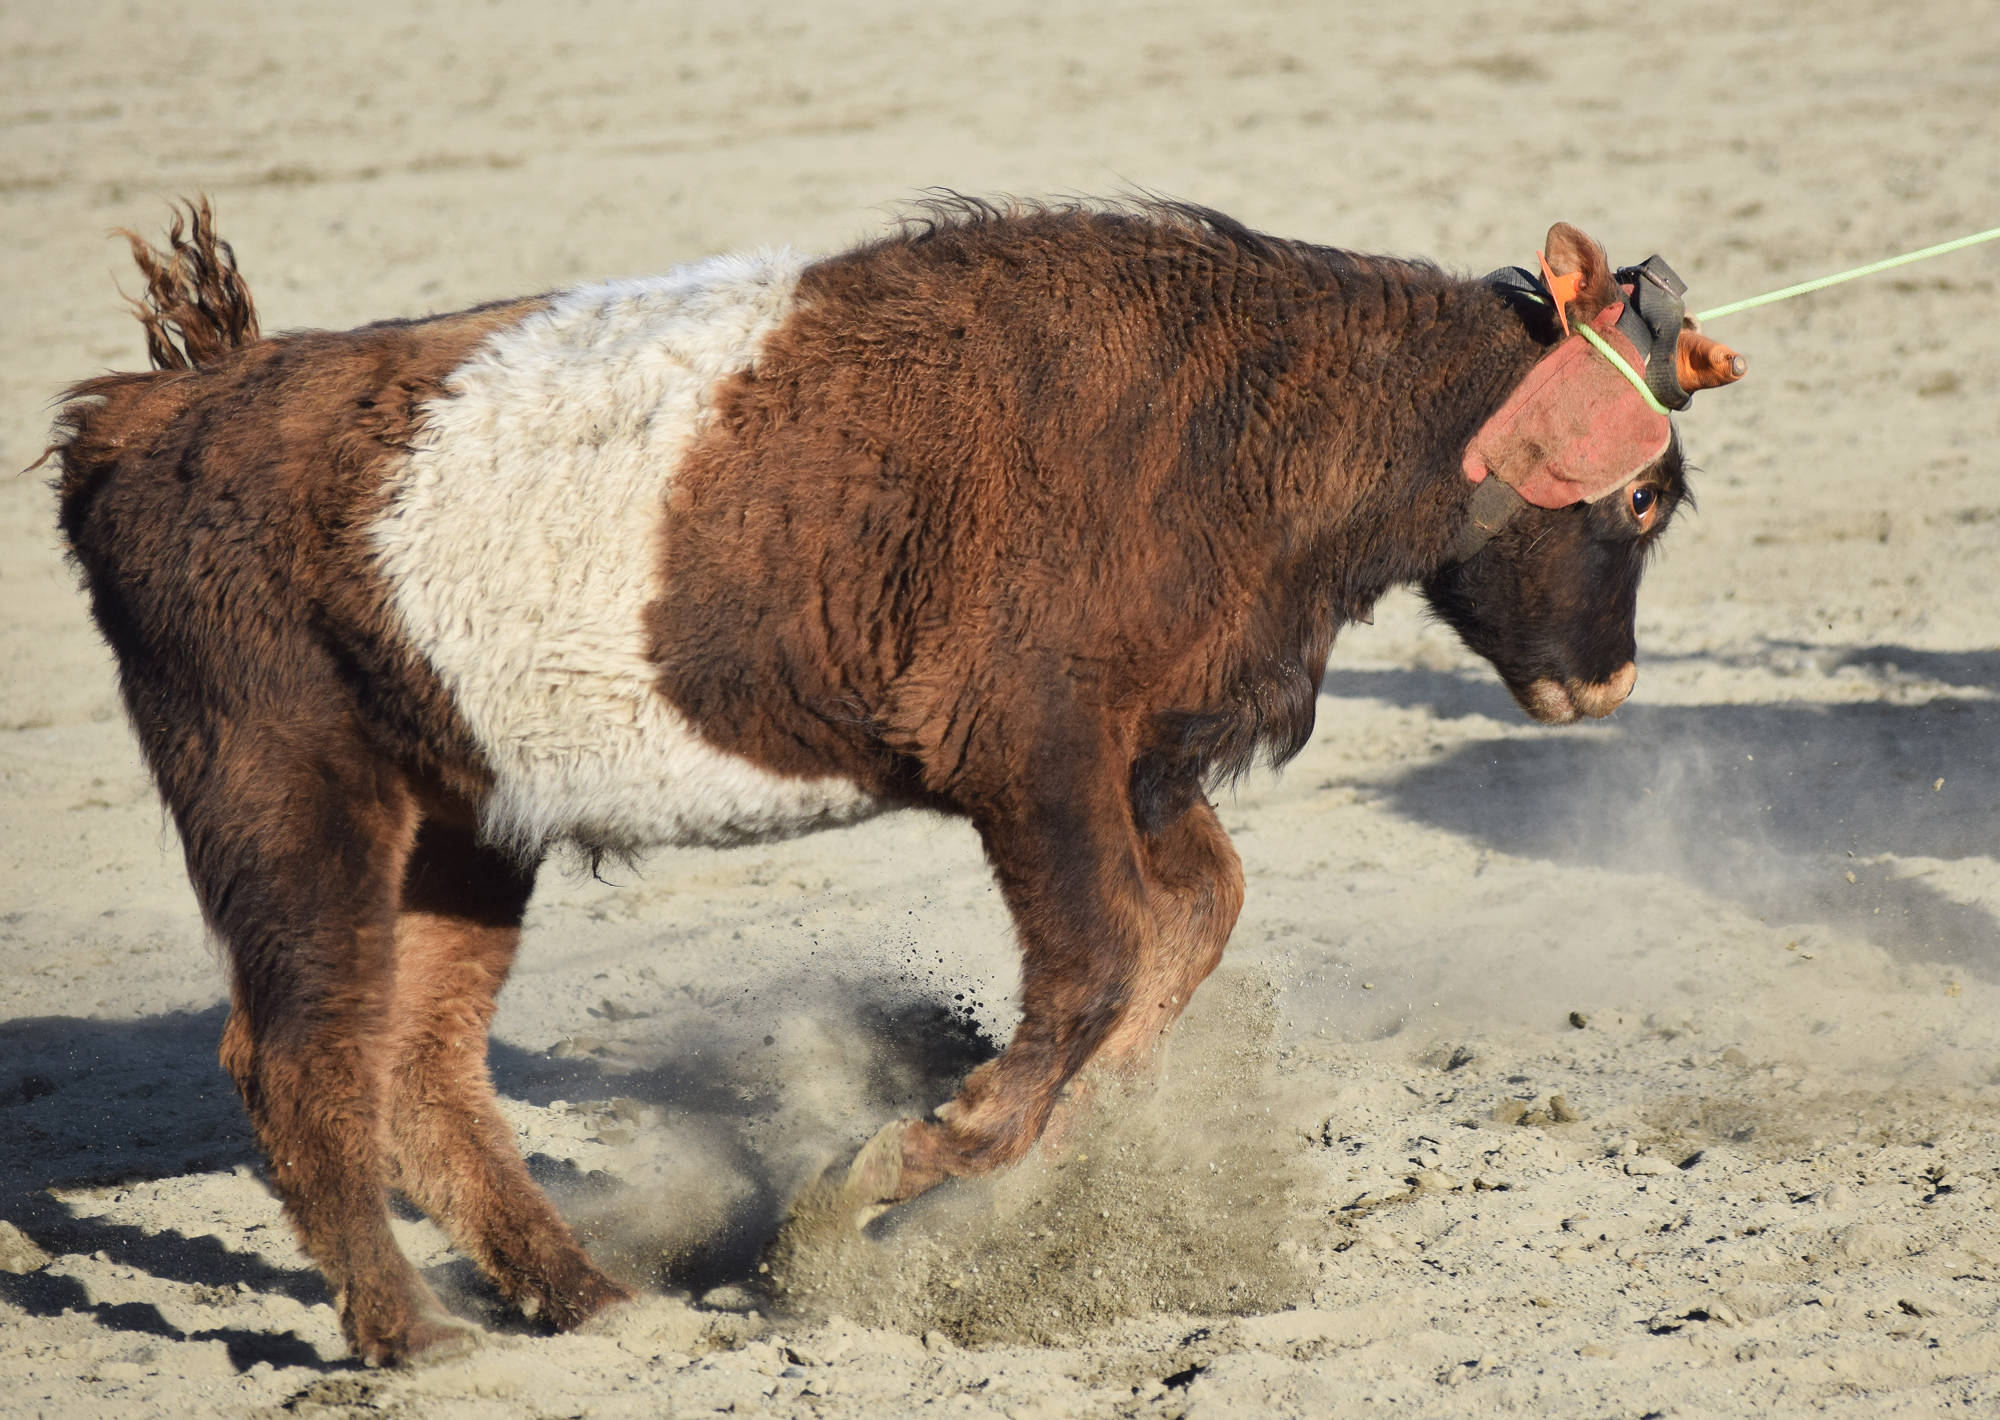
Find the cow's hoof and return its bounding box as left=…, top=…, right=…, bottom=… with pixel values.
left=357, top=1312, right=482, bottom=1368
left=784, top=1118, right=952, bottom=1240
left=837, top=1117, right=914, bottom=1226
left=523, top=1262, right=635, bottom=1332
left=553, top=1276, right=640, bottom=1333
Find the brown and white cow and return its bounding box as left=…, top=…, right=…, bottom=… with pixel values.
left=50, top=197, right=1740, bottom=1363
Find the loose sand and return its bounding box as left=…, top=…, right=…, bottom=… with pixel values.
left=4, top=2, right=1998, bottom=1415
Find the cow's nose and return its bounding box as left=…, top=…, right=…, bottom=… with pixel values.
left=1571, top=661, right=1637, bottom=718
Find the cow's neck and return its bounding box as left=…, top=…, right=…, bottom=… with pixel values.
left=1229, top=261, right=1543, bottom=622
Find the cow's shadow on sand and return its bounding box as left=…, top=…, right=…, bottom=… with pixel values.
left=0, top=1005, right=312, bottom=1367
left=0, top=995, right=992, bottom=1369
left=1326, top=642, right=2000, bottom=980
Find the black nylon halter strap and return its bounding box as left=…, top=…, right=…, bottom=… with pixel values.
left=1614, top=254, right=1692, bottom=412
left=1483, top=264, right=1552, bottom=324
left=1442, top=473, right=1530, bottom=565
left=1441, top=265, right=1548, bottom=567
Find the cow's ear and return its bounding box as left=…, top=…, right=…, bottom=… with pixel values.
left=1542, top=223, right=1619, bottom=326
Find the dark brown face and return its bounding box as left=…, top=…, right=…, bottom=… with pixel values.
left=1420, top=436, right=1688, bottom=724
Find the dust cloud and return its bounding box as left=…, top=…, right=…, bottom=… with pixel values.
left=550, top=970, right=1320, bottom=1346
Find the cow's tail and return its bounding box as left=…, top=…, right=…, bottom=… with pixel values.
left=115, top=196, right=261, bottom=370
left=39, top=199, right=259, bottom=529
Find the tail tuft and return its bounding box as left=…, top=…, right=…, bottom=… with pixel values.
left=116, top=197, right=260, bottom=371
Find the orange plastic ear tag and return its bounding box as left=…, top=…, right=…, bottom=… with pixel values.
left=1536, top=249, right=1580, bottom=337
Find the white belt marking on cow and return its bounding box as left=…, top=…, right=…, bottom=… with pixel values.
left=371, top=250, right=881, bottom=855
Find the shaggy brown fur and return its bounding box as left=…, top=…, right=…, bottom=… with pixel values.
left=51, top=197, right=1689, bottom=1364
left=648, top=202, right=1680, bottom=1192
left=51, top=217, right=626, bottom=1365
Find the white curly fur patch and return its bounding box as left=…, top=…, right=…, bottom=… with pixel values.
left=370, top=251, right=881, bottom=855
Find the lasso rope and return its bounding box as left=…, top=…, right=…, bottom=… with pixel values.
left=1541, top=224, right=2000, bottom=412
left=1693, top=225, right=2000, bottom=322
left=1575, top=322, right=1673, bottom=417
left=1510, top=225, right=1998, bottom=412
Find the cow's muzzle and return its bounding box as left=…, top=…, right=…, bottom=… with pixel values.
left=1518, top=661, right=1636, bottom=724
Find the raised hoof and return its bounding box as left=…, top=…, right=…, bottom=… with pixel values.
left=836, top=1117, right=916, bottom=1227
left=357, top=1312, right=482, bottom=1368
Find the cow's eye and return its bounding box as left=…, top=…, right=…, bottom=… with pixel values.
left=1630, top=486, right=1657, bottom=520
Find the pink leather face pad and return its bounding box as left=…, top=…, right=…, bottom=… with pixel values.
left=1461, top=303, right=1671, bottom=509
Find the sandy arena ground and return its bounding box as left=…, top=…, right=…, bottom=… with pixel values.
left=4, top=2, right=1999, bottom=1415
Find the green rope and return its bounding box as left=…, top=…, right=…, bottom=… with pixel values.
left=1510, top=223, right=1998, bottom=406
left=1693, top=225, right=2000, bottom=322
left=1576, top=322, right=1672, bottom=416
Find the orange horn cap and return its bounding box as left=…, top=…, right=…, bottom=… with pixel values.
left=1677, top=328, right=1747, bottom=392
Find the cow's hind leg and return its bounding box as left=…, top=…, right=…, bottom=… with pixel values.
left=201, top=733, right=469, bottom=1365
left=382, top=816, right=632, bottom=1329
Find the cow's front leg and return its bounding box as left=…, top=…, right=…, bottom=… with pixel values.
left=844, top=735, right=1159, bottom=1208
left=1091, top=798, right=1243, bottom=1066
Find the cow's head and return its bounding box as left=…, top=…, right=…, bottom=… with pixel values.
left=1420, top=222, right=1736, bottom=724
left=1422, top=432, right=1688, bottom=722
